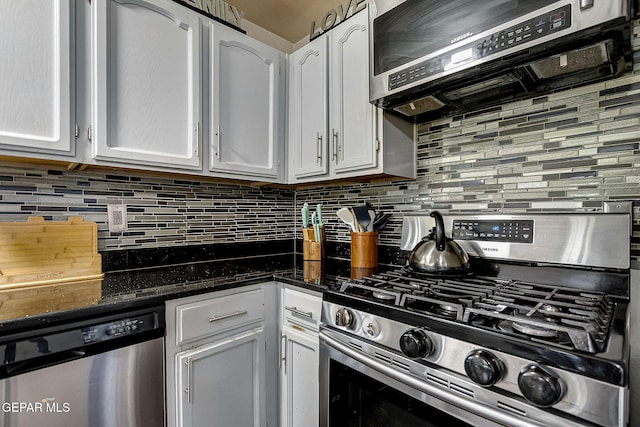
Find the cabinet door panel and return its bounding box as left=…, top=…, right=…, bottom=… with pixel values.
left=177, top=328, right=266, bottom=427
left=0, top=0, right=73, bottom=154
left=92, top=0, right=201, bottom=170
left=288, top=36, right=328, bottom=179
left=210, top=23, right=283, bottom=179
left=330, top=10, right=378, bottom=174
left=281, top=327, right=319, bottom=427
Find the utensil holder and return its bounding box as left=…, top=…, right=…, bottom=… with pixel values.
left=303, top=226, right=325, bottom=261
left=350, top=231, right=378, bottom=269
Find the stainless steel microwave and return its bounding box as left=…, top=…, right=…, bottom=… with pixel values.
left=369, top=0, right=633, bottom=121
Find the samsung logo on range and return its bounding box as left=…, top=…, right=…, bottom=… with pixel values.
left=481, top=247, right=499, bottom=252
left=451, top=32, right=473, bottom=44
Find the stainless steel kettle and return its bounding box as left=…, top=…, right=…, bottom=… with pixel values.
left=408, top=211, right=471, bottom=274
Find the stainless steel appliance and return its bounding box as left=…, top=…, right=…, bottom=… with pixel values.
left=320, top=213, right=631, bottom=426
left=0, top=305, right=165, bottom=427
left=369, top=0, right=634, bottom=121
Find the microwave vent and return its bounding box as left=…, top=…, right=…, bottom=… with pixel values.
left=393, top=95, right=445, bottom=117
left=528, top=41, right=610, bottom=79
left=443, top=73, right=521, bottom=99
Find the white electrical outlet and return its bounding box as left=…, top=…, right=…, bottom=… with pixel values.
left=107, top=205, right=128, bottom=232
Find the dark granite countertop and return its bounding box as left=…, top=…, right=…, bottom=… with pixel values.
left=0, top=257, right=354, bottom=336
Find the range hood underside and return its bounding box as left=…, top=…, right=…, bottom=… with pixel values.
left=381, top=29, right=632, bottom=122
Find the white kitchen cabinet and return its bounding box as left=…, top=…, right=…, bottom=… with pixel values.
left=288, top=8, right=415, bottom=183
left=288, top=36, right=329, bottom=178
left=279, top=286, right=322, bottom=427
left=90, top=0, right=202, bottom=171
left=209, top=21, right=286, bottom=181
left=0, top=0, right=75, bottom=158
left=281, top=327, right=319, bottom=427
left=329, top=9, right=377, bottom=175
left=166, top=284, right=278, bottom=427
left=176, top=327, right=266, bottom=427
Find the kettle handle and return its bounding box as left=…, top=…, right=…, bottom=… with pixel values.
left=430, top=211, right=446, bottom=251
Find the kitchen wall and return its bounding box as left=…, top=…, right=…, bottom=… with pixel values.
left=1, top=30, right=639, bottom=264
left=0, top=162, right=294, bottom=251
left=298, top=59, right=640, bottom=264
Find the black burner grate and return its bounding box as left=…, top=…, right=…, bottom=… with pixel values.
left=339, top=267, right=616, bottom=353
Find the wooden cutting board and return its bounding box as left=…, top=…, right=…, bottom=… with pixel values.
left=0, top=216, right=103, bottom=289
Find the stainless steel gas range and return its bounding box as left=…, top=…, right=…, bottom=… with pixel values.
left=319, top=213, right=631, bottom=427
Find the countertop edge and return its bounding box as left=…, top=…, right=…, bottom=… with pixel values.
left=0, top=271, right=327, bottom=337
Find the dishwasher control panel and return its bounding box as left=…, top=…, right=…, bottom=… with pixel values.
left=82, top=311, right=158, bottom=344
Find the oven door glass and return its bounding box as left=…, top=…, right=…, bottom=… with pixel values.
left=329, top=359, right=472, bottom=427
left=372, top=0, right=559, bottom=75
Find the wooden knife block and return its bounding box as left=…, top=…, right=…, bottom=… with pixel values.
left=302, top=226, right=325, bottom=261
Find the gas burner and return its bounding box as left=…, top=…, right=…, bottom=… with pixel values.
left=372, top=291, right=396, bottom=302
left=401, top=294, right=466, bottom=321
left=339, top=281, right=402, bottom=305
left=539, top=303, right=564, bottom=322
left=511, top=320, right=559, bottom=338
left=435, top=303, right=461, bottom=319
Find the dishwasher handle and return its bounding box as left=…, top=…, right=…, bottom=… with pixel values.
left=4, top=348, right=87, bottom=377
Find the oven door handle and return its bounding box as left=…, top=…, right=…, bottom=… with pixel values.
left=320, top=331, right=548, bottom=427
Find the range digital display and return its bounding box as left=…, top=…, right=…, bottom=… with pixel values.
left=452, top=220, right=533, bottom=243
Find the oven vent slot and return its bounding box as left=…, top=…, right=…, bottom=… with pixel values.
left=427, top=373, right=475, bottom=399
left=374, top=352, right=392, bottom=364
left=348, top=341, right=363, bottom=352
left=391, top=359, right=411, bottom=372
left=497, top=401, right=527, bottom=417
left=373, top=352, right=411, bottom=372
left=426, top=372, right=449, bottom=387
left=449, top=382, right=474, bottom=398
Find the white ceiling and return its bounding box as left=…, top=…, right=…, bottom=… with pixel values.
left=231, top=0, right=338, bottom=43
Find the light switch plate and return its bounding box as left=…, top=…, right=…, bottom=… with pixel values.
left=107, top=205, right=127, bottom=232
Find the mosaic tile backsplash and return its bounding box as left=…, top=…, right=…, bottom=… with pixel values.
left=0, top=164, right=294, bottom=251
left=298, top=64, right=640, bottom=263
left=0, top=30, right=639, bottom=264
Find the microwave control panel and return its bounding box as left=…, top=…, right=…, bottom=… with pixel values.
left=452, top=220, right=534, bottom=243
left=387, top=4, right=572, bottom=91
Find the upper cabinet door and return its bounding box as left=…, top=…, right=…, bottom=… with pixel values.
left=288, top=36, right=329, bottom=180
left=209, top=22, right=284, bottom=180
left=329, top=10, right=378, bottom=174
left=92, top=0, right=202, bottom=170
left=0, top=0, right=74, bottom=155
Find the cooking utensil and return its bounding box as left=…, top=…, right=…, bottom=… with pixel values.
left=316, top=203, right=323, bottom=225
left=367, top=210, right=376, bottom=231
left=373, top=213, right=391, bottom=231
left=408, top=211, right=470, bottom=275
left=365, top=202, right=376, bottom=232
left=337, top=207, right=357, bottom=232
left=352, top=205, right=371, bottom=233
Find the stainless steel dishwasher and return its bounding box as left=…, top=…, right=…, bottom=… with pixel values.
left=0, top=304, right=165, bottom=427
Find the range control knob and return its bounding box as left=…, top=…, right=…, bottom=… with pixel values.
left=362, top=317, right=381, bottom=338
left=518, top=364, right=564, bottom=407
left=335, top=308, right=355, bottom=329
left=399, top=329, right=433, bottom=359
left=464, top=350, right=504, bottom=387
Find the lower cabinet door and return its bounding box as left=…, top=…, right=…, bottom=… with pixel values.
left=176, top=327, right=266, bottom=427
left=280, top=326, right=319, bottom=427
